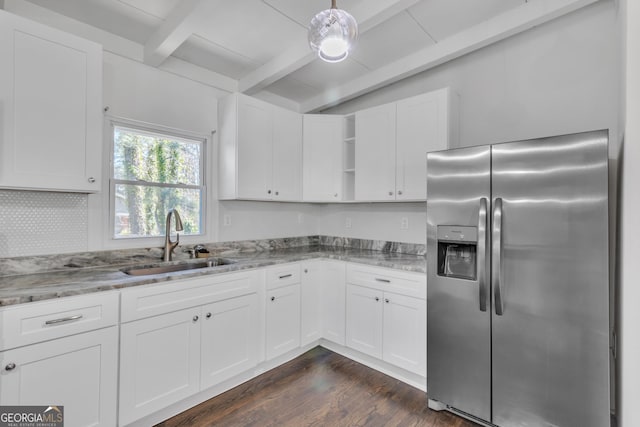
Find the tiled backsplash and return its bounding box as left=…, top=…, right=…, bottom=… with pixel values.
left=0, top=190, right=88, bottom=258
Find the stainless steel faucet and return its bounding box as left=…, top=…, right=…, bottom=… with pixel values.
left=163, top=209, right=184, bottom=262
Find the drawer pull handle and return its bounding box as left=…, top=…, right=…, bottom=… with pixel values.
left=193, top=315, right=199, bottom=322
left=5, top=363, right=16, bottom=371
left=279, top=274, right=293, bottom=279
left=385, top=298, right=390, bottom=303
left=375, top=278, right=391, bottom=283
left=374, top=297, right=380, bottom=302
left=206, top=312, right=212, bottom=319
left=271, top=296, right=276, bottom=301
left=45, top=314, right=83, bottom=326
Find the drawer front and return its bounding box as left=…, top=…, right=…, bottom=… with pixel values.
left=121, top=269, right=261, bottom=323
left=346, top=264, right=426, bottom=299
left=0, top=291, right=119, bottom=351
left=265, top=263, right=301, bottom=290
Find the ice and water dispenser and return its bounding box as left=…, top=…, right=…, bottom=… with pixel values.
left=437, top=226, right=478, bottom=280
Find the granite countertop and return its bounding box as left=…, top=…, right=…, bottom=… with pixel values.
left=0, top=246, right=426, bottom=307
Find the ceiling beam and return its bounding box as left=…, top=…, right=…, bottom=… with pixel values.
left=143, top=0, right=209, bottom=67
left=300, top=0, right=601, bottom=112
left=238, top=0, right=422, bottom=95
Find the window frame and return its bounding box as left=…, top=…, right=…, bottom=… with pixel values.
left=105, top=117, right=209, bottom=245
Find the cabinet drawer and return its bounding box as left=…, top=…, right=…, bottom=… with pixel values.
left=0, top=291, right=119, bottom=351
left=265, top=263, right=301, bottom=290
left=121, top=270, right=261, bottom=323
left=346, top=264, right=426, bottom=299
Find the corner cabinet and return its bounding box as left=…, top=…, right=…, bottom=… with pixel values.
left=302, top=114, right=345, bottom=202
left=218, top=93, right=302, bottom=201
left=0, top=10, right=103, bottom=192
left=355, top=88, right=457, bottom=201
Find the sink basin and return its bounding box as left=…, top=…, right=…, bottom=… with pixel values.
left=122, top=258, right=236, bottom=276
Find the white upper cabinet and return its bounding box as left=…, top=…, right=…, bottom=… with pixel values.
left=355, top=88, right=456, bottom=201
left=355, top=103, right=397, bottom=201
left=303, top=114, right=344, bottom=202
left=218, top=93, right=302, bottom=201
left=0, top=10, right=102, bottom=193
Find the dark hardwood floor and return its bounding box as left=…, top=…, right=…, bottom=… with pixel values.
left=156, top=346, right=478, bottom=427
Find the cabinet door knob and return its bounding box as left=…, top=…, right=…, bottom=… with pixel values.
left=193, top=315, right=199, bottom=322
left=206, top=312, right=212, bottom=319
left=271, top=296, right=275, bottom=301
left=388, top=191, right=393, bottom=196
left=334, top=193, right=338, bottom=197
left=304, top=269, right=308, bottom=273
left=375, top=297, right=380, bottom=302
left=385, top=298, right=390, bottom=303
left=267, top=190, right=272, bottom=194
left=398, top=190, right=403, bottom=195
left=5, top=363, right=16, bottom=371
left=275, top=191, right=279, bottom=196
left=88, top=177, right=96, bottom=183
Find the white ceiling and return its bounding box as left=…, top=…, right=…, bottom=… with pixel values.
left=16, top=0, right=599, bottom=111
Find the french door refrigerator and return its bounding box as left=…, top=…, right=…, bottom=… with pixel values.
left=426, top=130, right=610, bottom=427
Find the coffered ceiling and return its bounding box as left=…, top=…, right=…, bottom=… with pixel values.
left=10, top=0, right=599, bottom=111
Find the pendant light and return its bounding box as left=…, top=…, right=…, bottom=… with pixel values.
left=308, top=0, right=358, bottom=63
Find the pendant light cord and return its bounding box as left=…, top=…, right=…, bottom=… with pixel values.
left=331, top=0, right=337, bottom=9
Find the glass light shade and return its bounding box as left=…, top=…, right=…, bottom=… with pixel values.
left=308, top=8, right=358, bottom=63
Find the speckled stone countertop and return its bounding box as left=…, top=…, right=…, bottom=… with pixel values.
left=0, top=242, right=426, bottom=307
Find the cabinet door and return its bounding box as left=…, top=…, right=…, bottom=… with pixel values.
left=119, top=308, right=201, bottom=425
left=396, top=90, right=449, bottom=200
left=272, top=108, right=302, bottom=201
left=201, top=294, right=259, bottom=389
left=321, top=260, right=347, bottom=345
left=300, top=261, right=322, bottom=346
left=0, top=327, right=117, bottom=427
left=303, top=115, right=344, bottom=201
left=0, top=11, right=102, bottom=192
left=383, top=292, right=426, bottom=376
left=265, top=283, right=301, bottom=360
left=355, top=103, right=397, bottom=201
left=237, top=95, right=273, bottom=199
left=346, top=284, right=383, bottom=358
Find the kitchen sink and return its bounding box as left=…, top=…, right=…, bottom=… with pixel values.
left=122, top=258, right=236, bottom=276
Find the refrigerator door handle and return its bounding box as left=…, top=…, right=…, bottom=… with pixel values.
left=492, top=197, right=504, bottom=315
left=478, top=197, right=489, bottom=312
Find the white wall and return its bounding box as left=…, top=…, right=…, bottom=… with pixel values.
left=620, top=0, right=640, bottom=424
left=321, top=0, right=620, bottom=247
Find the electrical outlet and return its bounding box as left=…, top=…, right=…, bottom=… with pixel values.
left=400, top=217, right=409, bottom=230
left=345, top=217, right=352, bottom=229
left=223, top=214, right=232, bottom=226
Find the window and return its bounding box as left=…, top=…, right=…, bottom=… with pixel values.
left=111, top=124, right=205, bottom=239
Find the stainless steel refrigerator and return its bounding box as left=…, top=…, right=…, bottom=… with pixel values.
left=426, top=130, right=610, bottom=427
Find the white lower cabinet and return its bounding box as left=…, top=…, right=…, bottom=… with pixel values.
left=0, top=292, right=119, bottom=427
left=345, top=264, right=426, bottom=377
left=0, top=327, right=118, bottom=427
left=201, top=294, right=259, bottom=389
left=119, top=271, right=262, bottom=425
left=265, top=284, right=301, bottom=359
left=300, top=261, right=322, bottom=346
left=321, top=260, right=347, bottom=345
left=119, top=308, right=201, bottom=425
left=346, top=284, right=384, bottom=358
